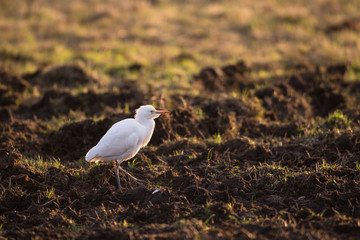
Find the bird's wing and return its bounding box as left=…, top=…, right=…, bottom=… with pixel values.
left=87, top=119, right=142, bottom=161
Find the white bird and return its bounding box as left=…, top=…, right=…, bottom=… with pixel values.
left=85, top=105, right=169, bottom=189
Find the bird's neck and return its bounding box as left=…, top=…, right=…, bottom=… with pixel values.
left=137, top=118, right=156, bottom=147
left=136, top=118, right=155, bottom=127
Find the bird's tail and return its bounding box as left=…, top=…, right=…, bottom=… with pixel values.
left=85, top=146, right=98, bottom=162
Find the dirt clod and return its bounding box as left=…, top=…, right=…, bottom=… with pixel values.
left=39, top=65, right=97, bottom=87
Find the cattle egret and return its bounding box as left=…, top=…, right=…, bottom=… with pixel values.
left=85, top=105, right=169, bottom=189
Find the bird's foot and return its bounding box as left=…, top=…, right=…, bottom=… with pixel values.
left=119, top=166, right=146, bottom=186
left=133, top=178, right=146, bottom=186
left=127, top=175, right=146, bottom=186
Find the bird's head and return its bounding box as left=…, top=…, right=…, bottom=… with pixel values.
left=135, top=105, right=169, bottom=121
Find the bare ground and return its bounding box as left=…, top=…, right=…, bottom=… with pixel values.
left=1, top=60, right=360, bottom=239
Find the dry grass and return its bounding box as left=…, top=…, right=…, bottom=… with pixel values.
left=0, top=0, right=359, bottom=91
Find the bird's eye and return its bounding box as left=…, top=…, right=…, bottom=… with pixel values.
left=150, top=110, right=155, bottom=113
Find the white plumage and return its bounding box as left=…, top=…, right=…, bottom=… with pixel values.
left=85, top=105, right=169, bottom=189
left=85, top=119, right=150, bottom=162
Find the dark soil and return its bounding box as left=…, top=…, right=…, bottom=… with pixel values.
left=325, top=19, right=360, bottom=33
left=1, top=63, right=360, bottom=239
left=36, top=65, right=98, bottom=87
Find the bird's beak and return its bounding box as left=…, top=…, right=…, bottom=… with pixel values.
left=155, top=110, right=169, bottom=114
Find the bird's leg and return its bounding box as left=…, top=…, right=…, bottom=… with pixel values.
left=118, top=166, right=144, bottom=185
left=115, top=160, right=122, bottom=189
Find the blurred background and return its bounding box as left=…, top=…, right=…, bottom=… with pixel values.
left=1, top=0, right=360, bottom=92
